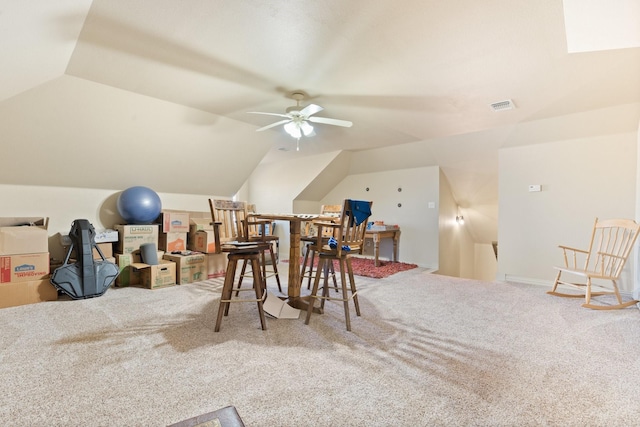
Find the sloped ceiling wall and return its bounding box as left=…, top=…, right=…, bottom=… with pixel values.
left=0, top=76, right=271, bottom=196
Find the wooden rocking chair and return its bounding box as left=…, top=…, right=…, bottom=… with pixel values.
left=547, top=218, right=640, bottom=310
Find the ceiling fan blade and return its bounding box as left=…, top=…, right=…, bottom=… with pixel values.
left=248, top=111, right=291, bottom=119
left=256, top=119, right=291, bottom=132
left=308, top=116, right=353, bottom=127
left=299, top=103, right=323, bottom=117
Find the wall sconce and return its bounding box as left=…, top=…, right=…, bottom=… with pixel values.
left=456, top=215, right=464, bottom=225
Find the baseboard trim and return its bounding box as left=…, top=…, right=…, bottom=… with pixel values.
left=504, top=275, right=635, bottom=298
left=503, top=275, right=551, bottom=287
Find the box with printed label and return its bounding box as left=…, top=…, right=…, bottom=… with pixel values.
left=158, top=232, right=187, bottom=252
left=0, top=217, right=49, bottom=255
left=132, top=259, right=176, bottom=289
left=189, top=230, right=219, bottom=254
left=0, top=278, right=58, bottom=309
left=0, top=253, right=50, bottom=283
left=157, top=211, right=190, bottom=233
left=205, top=253, right=227, bottom=278
left=114, top=253, right=141, bottom=287
left=162, top=252, right=207, bottom=284
left=114, top=224, right=159, bottom=254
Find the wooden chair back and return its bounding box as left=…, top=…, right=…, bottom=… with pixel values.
left=336, top=199, right=372, bottom=254
left=313, top=199, right=373, bottom=257
left=303, top=204, right=343, bottom=237
left=246, top=203, right=276, bottom=238
left=566, top=218, right=640, bottom=279
left=208, top=199, right=248, bottom=242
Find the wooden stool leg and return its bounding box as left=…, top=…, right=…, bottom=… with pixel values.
left=320, top=261, right=330, bottom=310
left=215, top=256, right=238, bottom=332
left=346, top=256, right=361, bottom=316
left=339, top=258, right=351, bottom=331
left=305, top=257, right=325, bottom=325
left=329, top=260, right=339, bottom=292
left=250, top=256, right=267, bottom=330
left=306, top=249, right=317, bottom=290
left=236, top=259, right=248, bottom=296
left=300, top=243, right=311, bottom=287
left=268, top=245, right=282, bottom=292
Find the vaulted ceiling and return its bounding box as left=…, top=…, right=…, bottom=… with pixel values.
left=1, top=1, right=639, bottom=243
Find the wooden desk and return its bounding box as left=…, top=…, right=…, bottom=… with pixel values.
left=365, top=228, right=401, bottom=266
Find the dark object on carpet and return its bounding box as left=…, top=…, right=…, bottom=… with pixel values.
left=51, top=219, right=119, bottom=299
left=167, top=405, right=245, bottom=427
left=291, top=256, right=418, bottom=279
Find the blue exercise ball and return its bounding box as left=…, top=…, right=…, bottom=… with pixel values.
left=117, top=186, right=162, bottom=224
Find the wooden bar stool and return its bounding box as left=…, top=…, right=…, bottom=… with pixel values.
left=215, top=243, right=269, bottom=332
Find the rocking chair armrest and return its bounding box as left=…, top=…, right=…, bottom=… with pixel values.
left=596, top=251, right=625, bottom=260
left=557, top=245, right=588, bottom=254
left=558, top=245, right=589, bottom=269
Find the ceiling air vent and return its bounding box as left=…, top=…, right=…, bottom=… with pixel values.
left=489, top=99, right=515, bottom=112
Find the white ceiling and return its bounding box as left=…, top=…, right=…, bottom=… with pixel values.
left=1, top=0, right=639, bottom=243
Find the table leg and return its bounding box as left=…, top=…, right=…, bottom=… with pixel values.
left=286, top=220, right=322, bottom=313
left=374, top=234, right=381, bottom=267
left=287, top=220, right=301, bottom=298
left=393, top=231, right=399, bottom=262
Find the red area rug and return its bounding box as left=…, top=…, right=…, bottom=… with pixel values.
left=288, top=256, right=418, bottom=279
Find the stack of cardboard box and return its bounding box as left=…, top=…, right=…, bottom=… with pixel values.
left=187, top=215, right=227, bottom=279
left=113, top=223, right=177, bottom=289
left=0, top=217, right=57, bottom=308
left=156, top=210, right=189, bottom=252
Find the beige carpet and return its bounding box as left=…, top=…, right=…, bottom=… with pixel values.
left=1, top=268, right=640, bottom=426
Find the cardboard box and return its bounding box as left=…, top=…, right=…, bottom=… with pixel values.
left=189, top=217, right=214, bottom=233
left=0, top=217, right=49, bottom=255
left=163, top=252, right=207, bottom=284
left=114, top=224, right=159, bottom=254
left=188, top=230, right=219, bottom=254
left=1, top=253, right=50, bottom=283
left=132, top=259, right=176, bottom=289
left=0, top=278, right=58, bottom=309
left=157, top=211, right=190, bottom=233
left=114, top=253, right=141, bottom=287
left=158, top=232, right=187, bottom=252
left=205, top=253, right=227, bottom=278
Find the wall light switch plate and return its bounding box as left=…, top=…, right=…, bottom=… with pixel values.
left=428, top=202, right=435, bottom=208
left=528, top=184, right=541, bottom=192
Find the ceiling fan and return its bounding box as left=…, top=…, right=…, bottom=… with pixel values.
left=248, top=92, right=353, bottom=150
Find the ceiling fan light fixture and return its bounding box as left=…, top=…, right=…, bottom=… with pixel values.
left=300, top=121, right=314, bottom=136
left=284, top=121, right=301, bottom=138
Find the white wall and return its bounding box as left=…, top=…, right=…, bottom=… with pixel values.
left=437, top=169, right=460, bottom=276
left=635, top=118, right=640, bottom=299
left=0, top=76, right=270, bottom=196
left=474, top=243, right=498, bottom=282
left=497, top=132, right=637, bottom=290
left=320, top=166, right=441, bottom=268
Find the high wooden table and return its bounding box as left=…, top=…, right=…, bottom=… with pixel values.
left=364, top=228, right=401, bottom=266
left=249, top=213, right=326, bottom=311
